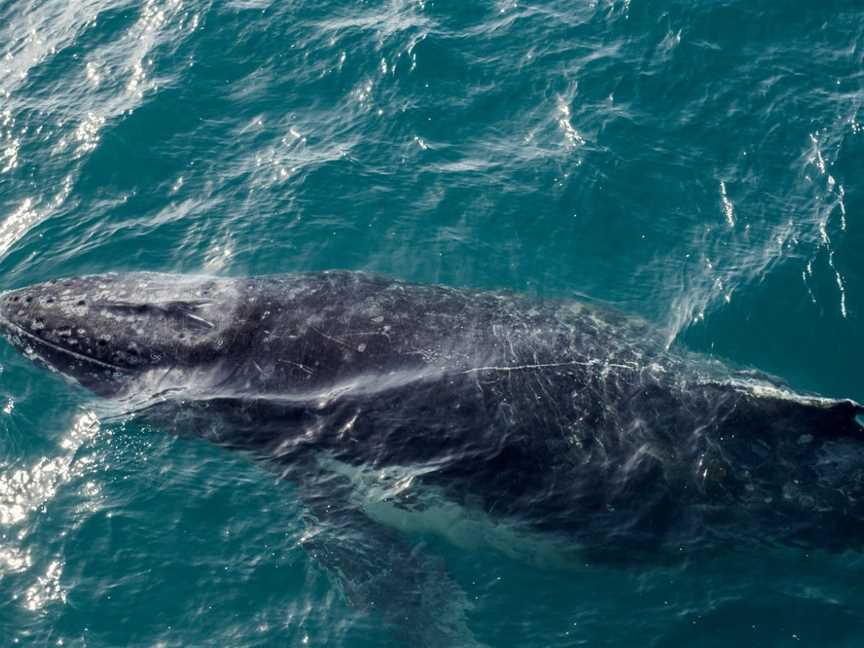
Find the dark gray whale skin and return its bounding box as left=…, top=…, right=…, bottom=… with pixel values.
left=0, top=270, right=862, bottom=554
left=0, top=271, right=863, bottom=641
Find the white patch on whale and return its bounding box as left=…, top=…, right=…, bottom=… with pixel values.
left=317, top=455, right=579, bottom=570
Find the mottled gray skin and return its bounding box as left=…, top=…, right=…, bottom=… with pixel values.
left=1, top=270, right=863, bottom=562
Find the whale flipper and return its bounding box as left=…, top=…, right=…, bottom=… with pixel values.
left=129, top=399, right=482, bottom=645
left=295, top=468, right=484, bottom=648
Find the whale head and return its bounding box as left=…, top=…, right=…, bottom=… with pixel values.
left=0, top=273, right=245, bottom=398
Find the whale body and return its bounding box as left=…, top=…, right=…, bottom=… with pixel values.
left=0, top=271, right=862, bottom=643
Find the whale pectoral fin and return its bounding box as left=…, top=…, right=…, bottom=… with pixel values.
left=296, top=470, right=485, bottom=648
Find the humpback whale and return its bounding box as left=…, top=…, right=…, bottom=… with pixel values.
left=0, top=271, right=862, bottom=643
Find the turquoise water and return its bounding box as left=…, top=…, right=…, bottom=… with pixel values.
left=1, top=0, right=863, bottom=645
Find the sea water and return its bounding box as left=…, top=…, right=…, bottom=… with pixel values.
left=1, top=1, right=863, bottom=645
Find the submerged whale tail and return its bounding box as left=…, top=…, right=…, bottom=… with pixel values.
left=701, top=390, right=864, bottom=551
left=715, top=379, right=864, bottom=439
left=770, top=397, right=864, bottom=438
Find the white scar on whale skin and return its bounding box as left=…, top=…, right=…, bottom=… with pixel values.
left=460, top=358, right=640, bottom=374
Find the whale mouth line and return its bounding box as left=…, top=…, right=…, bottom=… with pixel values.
left=0, top=314, right=130, bottom=373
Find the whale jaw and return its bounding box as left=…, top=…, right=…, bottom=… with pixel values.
left=0, top=273, right=243, bottom=398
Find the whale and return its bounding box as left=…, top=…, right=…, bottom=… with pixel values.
left=1, top=270, right=862, bottom=644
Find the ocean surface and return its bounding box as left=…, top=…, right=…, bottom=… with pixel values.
left=1, top=0, right=863, bottom=646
